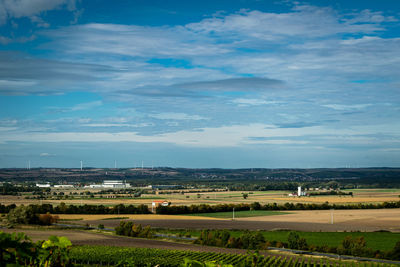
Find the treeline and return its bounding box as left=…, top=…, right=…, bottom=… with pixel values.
left=156, top=201, right=400, bottom=214
left=0, top=183, right=49, bottom=195
left=195, top=230, right=400, bottom=261
left=0, top=203, right=150, bottom=215
left=195, top=229, right=268, bottom=250
left=309, top=191, right=353, bottom=196
left=2, top=201, right=400, bottom=216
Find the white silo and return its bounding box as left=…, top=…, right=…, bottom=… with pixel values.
left=298, top=186, right=302, bottom=196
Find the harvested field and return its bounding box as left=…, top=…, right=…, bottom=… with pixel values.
left=3, top=188, right=400, bottom=207
left=75, top=208, right=400, bottom=232
left=57, top=214, right=225, bottom=221
left=239, top=208, right=400, bottom=231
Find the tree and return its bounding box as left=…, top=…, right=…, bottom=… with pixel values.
left=387, top=241, right=400, bottom=260
left=287, top=232, right=300, bottom=249
left=7, top=205, right=39, bottom=226
left=287, top=231, right=307, bottom=250
left=242, top=193, right=249, bottom=199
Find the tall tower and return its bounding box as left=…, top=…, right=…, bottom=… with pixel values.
left=298, top=186, right=302, bottom=196
left=80, top=160, right=83, bottom=171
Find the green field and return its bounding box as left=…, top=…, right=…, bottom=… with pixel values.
left=227, top=231, right=400, bottom=252
left=262, top=231, right=400, bottom=252
left=69, top=245, right=374, bottom=266
left=155, top=229, right=400, bottom=252
left=183, top=210, right=290, bottom=218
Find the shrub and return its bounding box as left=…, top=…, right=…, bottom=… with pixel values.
left=39, top=212, right=59, bottom=225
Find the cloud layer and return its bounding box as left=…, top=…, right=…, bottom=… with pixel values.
left=1, top=2, right=399, bottom=167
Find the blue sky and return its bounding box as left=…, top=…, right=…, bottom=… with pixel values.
left=0, top=0, right=400, bottom=168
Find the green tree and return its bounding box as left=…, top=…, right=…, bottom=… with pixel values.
left=7, top=205, right=39, bottom=226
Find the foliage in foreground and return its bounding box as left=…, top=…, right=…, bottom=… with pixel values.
left=69, top=245, right=400, bottom=266
left=0, top=231, right=72, bottom=266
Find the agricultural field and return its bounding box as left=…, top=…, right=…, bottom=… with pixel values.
left=182, top=210, right=291, bottom=219
left=55, top=208, right=400, bottom=232
left=2, top=188, right=400, bottom=207
left=3, top=228, right=399, bottom=266
left=69, top=245, right=389, bottom=266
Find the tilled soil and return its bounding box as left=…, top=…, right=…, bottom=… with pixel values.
left=79, top=218, right=384, bottom=232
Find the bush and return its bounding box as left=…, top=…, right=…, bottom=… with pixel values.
left=39, top=212, right=59, bottom=225
left=115, top=221, right=153, bottom=238
left=287, top=231, right=308, bottom=250
left=386, top=241, right=400, bottom=260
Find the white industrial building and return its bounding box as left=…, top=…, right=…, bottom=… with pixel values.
left=53, top=184, right=74, bottom=188
left=36, top=183, right=50, bottom=188
left=85, top=180, right=130, bottom=189
left=103, top=180, right=130, bottom=188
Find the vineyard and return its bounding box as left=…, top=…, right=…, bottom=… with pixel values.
left=69, top=246, right=399, bottom=266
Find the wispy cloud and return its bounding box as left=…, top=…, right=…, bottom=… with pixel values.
left=47, top=100, right=103, bottom=113
left=232, top=98, right=283, bottom=107
left=149, top=112, right=208, bottom=121
left=322, top=104, right=373, bottom=111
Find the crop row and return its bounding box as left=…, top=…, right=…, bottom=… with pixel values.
left=69, top=246, right=398, bottom=266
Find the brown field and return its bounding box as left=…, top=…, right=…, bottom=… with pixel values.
left=58, top=214, right=225, bottom=221
left=68, top=208, right=400, bottom=232
left=239, top=208, right=400, bottom=232
left=2, top=188, right=400, bottom=207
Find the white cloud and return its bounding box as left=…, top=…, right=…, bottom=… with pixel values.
left=0, top=0, right=74, bottom=23
left=232, top=98, right=282, bottom=107
left=40, top=152, right=55, bottom=157
left=186, top=6, right=385, bottom=39
left=70, top=100, right=102, bottom=111
left=82, top=123, right=152, bottom=128
left=0, top=123, right=369, bottom=147
left=46, top=101, right=103, bottom=113
left=0, top=127, right=17, bottom=132
left=322, top=104, right=373, bottom=111
left=149, top=112, right=208, bottom=121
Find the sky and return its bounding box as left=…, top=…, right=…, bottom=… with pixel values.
left=0, top=0, right=400, bottom=168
